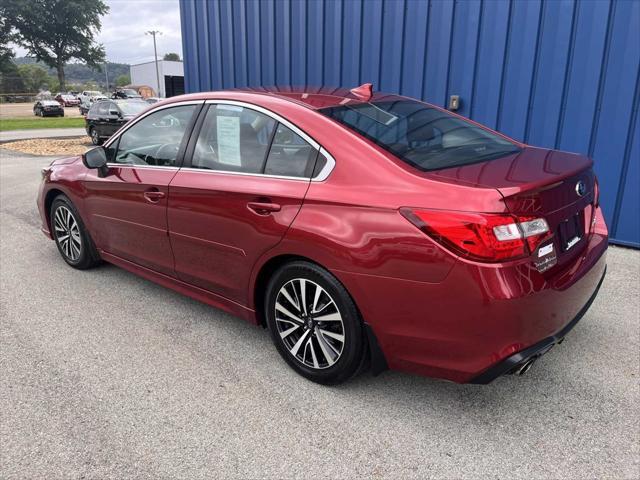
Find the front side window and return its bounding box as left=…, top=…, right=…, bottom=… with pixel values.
left=319, top=100, right=520, bottom=171
left=192, top=104, right=318, bottom=178
left=113, top=105, right=197, bottom=167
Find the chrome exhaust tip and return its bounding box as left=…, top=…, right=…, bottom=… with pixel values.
left=515, top=357, right=537, bottom=376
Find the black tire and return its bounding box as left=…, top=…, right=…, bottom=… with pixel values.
left=50, top=195, right=102, bottom=270
left=89, top=127, right=103, bottom=145
left=265, top=261, right=367, bottom=385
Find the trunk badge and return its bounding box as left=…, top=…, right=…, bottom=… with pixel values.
left=575, top=180, right=586, bottom=197
left=566, top=236, right=581, bottom=250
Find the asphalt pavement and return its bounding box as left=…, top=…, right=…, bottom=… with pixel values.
left=1, top=150, right=638, bottom=479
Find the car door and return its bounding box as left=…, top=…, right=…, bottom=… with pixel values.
left=167, top=102, right=321, bottom=304
left=82, top=102, right=202, bottom=276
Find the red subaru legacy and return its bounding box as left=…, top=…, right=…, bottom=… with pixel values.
left=37, top=85, right=608, bottom=385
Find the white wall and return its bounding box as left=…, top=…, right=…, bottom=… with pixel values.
left=129, top=60, right=184, bottom=98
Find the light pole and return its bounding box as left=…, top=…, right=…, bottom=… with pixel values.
left=146, top=30, right=162, bottom=97
left=104, top=62, right=109, bottom=92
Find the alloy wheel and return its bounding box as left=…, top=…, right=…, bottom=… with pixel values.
left=274, top=278, right=345, bottom=369
left=54, top=206, right=82, bottom=261
left=91, top=129, right=99, bottom=145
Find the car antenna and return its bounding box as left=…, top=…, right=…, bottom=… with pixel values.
left=350, top=83, right=373, bottom=102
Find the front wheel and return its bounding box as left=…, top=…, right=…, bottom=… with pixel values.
left=50, top=195, right=101, bottom=269
left=265, top=261, right=366, bottom=385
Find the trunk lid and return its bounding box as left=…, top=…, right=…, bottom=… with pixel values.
left=427, top=147, right=597, bottom=269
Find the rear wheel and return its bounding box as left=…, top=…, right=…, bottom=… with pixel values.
left=89, top=127, right=103, bottom=145
left=265, top=261, right=366, bottom=385
left=50, top=195, right=101, bottom=269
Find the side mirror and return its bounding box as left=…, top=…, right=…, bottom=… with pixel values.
left=83, top=146, right=109, bottom=177
left=109, top=109, right=120, bottom=117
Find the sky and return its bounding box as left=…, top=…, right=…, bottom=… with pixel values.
left=13, top=0, right=184, bottom=65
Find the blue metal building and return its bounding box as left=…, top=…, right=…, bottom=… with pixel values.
left=179, top=0, right=640, bottom=247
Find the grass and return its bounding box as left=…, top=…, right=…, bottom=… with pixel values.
left=0, top=117, right=85, bottom=131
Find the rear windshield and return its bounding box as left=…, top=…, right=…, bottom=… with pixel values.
left=117, top=101, right=148, bottom=116
left=319, top=100, right=520, bottom=171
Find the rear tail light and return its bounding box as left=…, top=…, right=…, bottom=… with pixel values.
left=400, top=208, right=550, bottom=262
left=593, top=176, right=600, bottom=207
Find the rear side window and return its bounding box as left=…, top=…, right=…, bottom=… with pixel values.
left=191, top=104, right=318, bottom=178
left=264, top=124, right=317, bottom=177
left=319, top=100, right=520, bottom=171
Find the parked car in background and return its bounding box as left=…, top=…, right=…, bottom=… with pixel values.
left=33, top=100, right=64, bottom=117
left=85, top=99, right=148, bottom=145
left=37, top=85, right=608, bottom=386
left=79, top=94, right=108, bottom=115
left=55, top=93, right=80, bottom=107
left=144, top=97, right=161, bottom=104
left=111, top=88, right=143, bottom=100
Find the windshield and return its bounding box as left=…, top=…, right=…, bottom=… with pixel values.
left=121, top=89, right=139, bottom=96
left=117, top=101, right=148, bottom=116
left=319, top=100, right=520, bottom=171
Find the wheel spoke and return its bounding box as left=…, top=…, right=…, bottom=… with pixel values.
left=279, top=324, right=300, bottom=339
left=299, top=279, right=308, bottom=315
left=318, top=328, right=344, bottom=344
left=280, top=285, right=300, bottom=312
left=290, top=328, right=311, bottom=357
left=312, top=284, right=323, bottom=313
left=316, top=328, right=337, bottom=366
left=307, top=337, right=319, bottom=369
left=314, top=311, right=342, bottom=322
left=275, top=302, right=303, bottom=324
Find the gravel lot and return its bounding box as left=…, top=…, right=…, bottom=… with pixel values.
left=1, top=150, right=638, bottom=479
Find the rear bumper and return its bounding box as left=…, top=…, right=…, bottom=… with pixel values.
left=469, top=265, right=606, bottom=384
left=337, top=215, right=609, bottom=383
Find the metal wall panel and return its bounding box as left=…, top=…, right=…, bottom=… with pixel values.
left=178, top=0, right=640, bottom=247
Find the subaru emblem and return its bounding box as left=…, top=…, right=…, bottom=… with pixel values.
left=575, top=180, right=586, bottom=197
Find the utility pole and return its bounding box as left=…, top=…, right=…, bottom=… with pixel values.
left=146, top=30, right=162, bottom=97
left=104, top=62, right=109, bottom=92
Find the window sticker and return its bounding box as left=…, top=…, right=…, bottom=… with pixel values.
left=217, top=116, right=241, bottom=166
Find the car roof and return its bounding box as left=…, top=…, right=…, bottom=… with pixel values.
left=172, top=85, right=407, bottom=110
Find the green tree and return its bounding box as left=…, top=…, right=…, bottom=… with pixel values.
left=115, top=74, right=130, bottom=87
left=0, top=4, right=15, bottom=72
left=17, top=63, right=51, bottom=92
left=163, top=52, right=181, bottom=61
left=6, top=0, right=109, bottom=91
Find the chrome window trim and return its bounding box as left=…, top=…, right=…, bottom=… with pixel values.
left=178, top=167, right=309, bottom=182
left=103, top=164, right=179, bottom=171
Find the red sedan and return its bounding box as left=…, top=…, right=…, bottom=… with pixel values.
left=37, top=85, right=608, bottom=385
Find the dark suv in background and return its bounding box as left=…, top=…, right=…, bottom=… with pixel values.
left=111, top=88, right=143, bottom=100
left=85, top=99, right=148, bottom=145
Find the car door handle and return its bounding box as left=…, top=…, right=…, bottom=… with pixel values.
left=143, top=189, right=165, bottom=203
left=247, top=201, right=281, bottom=215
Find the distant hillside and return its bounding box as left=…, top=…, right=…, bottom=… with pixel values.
left=13, top=57, right=129, bottom=87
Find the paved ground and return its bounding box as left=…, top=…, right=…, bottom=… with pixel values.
left=0, top=128, right=87, bottom=143
left=0, top=102, right=83, bottom=118
left=1, top=150, right=638, bottom=479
